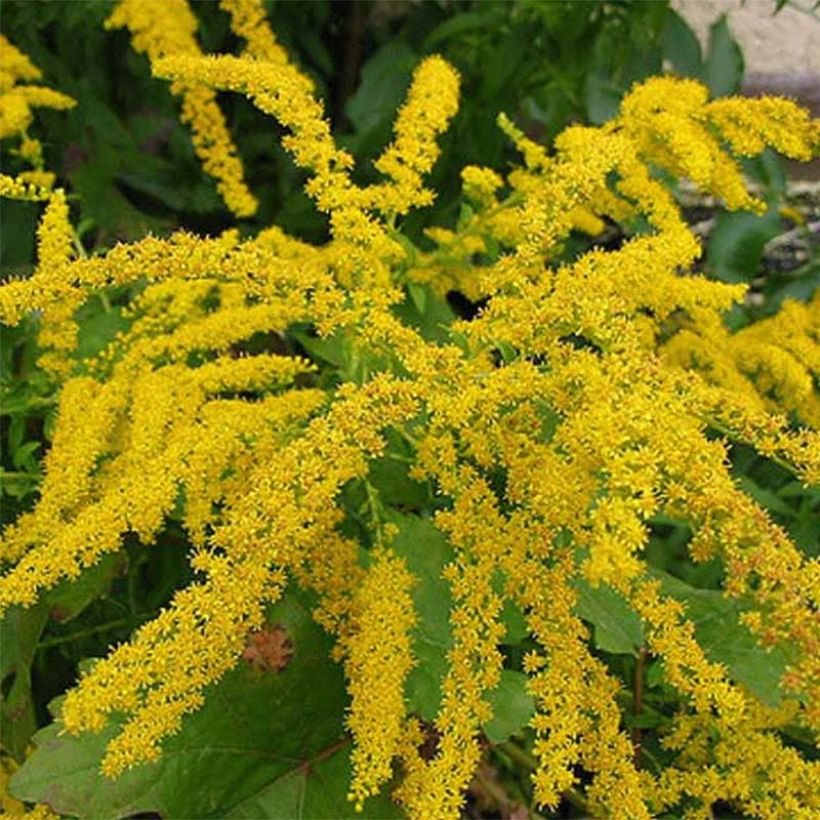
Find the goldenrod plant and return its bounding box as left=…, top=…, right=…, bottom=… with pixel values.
left=1, top=1, right=819, bottom=817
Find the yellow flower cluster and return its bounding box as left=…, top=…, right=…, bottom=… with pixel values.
left=0, top=37, right=80, bottom=380
left=106, top=0, right=258, bottom=217
left=0, top=34, right=75, bottom=190
left=370, top=56, right=460, bottom=215
left=663, top=295, right=820, bottom=427
left=1, top=5, right=819, bottom=817
left=649, top=702, right=820, bottom=818
left=218, top=0, right=291, bottom=64
left=342, top=550, right=417, bottom=810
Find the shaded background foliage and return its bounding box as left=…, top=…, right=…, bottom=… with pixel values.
left=1, top=1, right=818, bottom=817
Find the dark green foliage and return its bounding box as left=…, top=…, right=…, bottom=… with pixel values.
left=1, top=2, right=816, bottom=817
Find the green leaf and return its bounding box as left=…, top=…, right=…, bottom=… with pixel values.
left=661, top=10, right=702, bottom=77
left=11, top=441, right=40, bottom=472
left=74, top=302, right=130, bottom=361
left=345, top=43, right=418, bottom=136
left=483, top=670, right=535, bottom=744
left=0, top=199, right=38, bottom=270
left=227, top=744, right=402, bottom=819
left=407, top=283, right=426, bottom=315
left=742, top=150, right=786, bottom=199
left=290, top=328, right=346, bottom=368
left=574, top=579, right=644, bottom=656
left=392, top=286, right=456, bottom=344
left=0, top=604, right=50, bottom=760
left=706, top=208, right=781, bottom=283
left=368, top=454, right=430, bottom=512
left=423, top=11, right=495, bottom=49
left=651, top=570, right=789, bottom=706
left=499, top=598, right=528, bottom=645
left=702, top=15, right=743, bottom=97
left=10, top=590, right=389, bottom=819
left=0, top=471, right=40, bottom=501
left=584, top=71, right=623, bottom=125
left=479, top=25, right=528, bottom=101
left=44, top=551, right=128, bottom=624
left=735, top=475, right=795, bottom=519
left=389, top=514, right=453, bottom=722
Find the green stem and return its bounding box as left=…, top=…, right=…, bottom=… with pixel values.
left=37, top=614, right=152, bottom=650
left=72, top=228, right=88, bottom=260
left=364, top=480, right=383, bottom=534
left=474, top=767, right=512, bottom=814
left=398, top=427, right=420, bottom=448
left=633, top=647, right=646, bottom=768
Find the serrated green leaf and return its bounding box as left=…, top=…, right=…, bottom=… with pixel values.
left=10, top=590, right=378, bottom=819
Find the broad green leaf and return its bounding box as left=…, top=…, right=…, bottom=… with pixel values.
left=407, top=283, right=426, bottom=315
left=1, top=557, right=120, bottom=760
left=10, top=590, right=384, bottom=819
left=661, top=10, right=702, bottom=77
left=651, top=570, right=789, bottom=706
left=389, top=516, right=532, bottom=738
left=702, top=16, right=743, bottom=97
left=74, top=302, right=130, bottom=361
left=227, top=744, right=402, bottom=819
left=45, top=551, right=128, bottom=624
left=742, top=150, right=786, bottom=200
left=479, top=25, right=528, bottom=101
left=574, top=579, right=644, bottom=656
left=0, top=604, right=49, bottom=760
left=483, top=670, right=535, bottom=744
left=584, top=71, right=622, bottom=125
left=499, top=598, right=528, bottom=645
left=389, top=514, right=453, bottom=721
left=707, top=208, right=781, bottom=283
left=759, top=258, right=819, bottom=315
left=423, top=11, right=494, bottom=49
left=368, top=458, right=429, bottom=510
left=345, top=42, right=417, bottom=136
left=0, top=199, right=38, bottom=270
